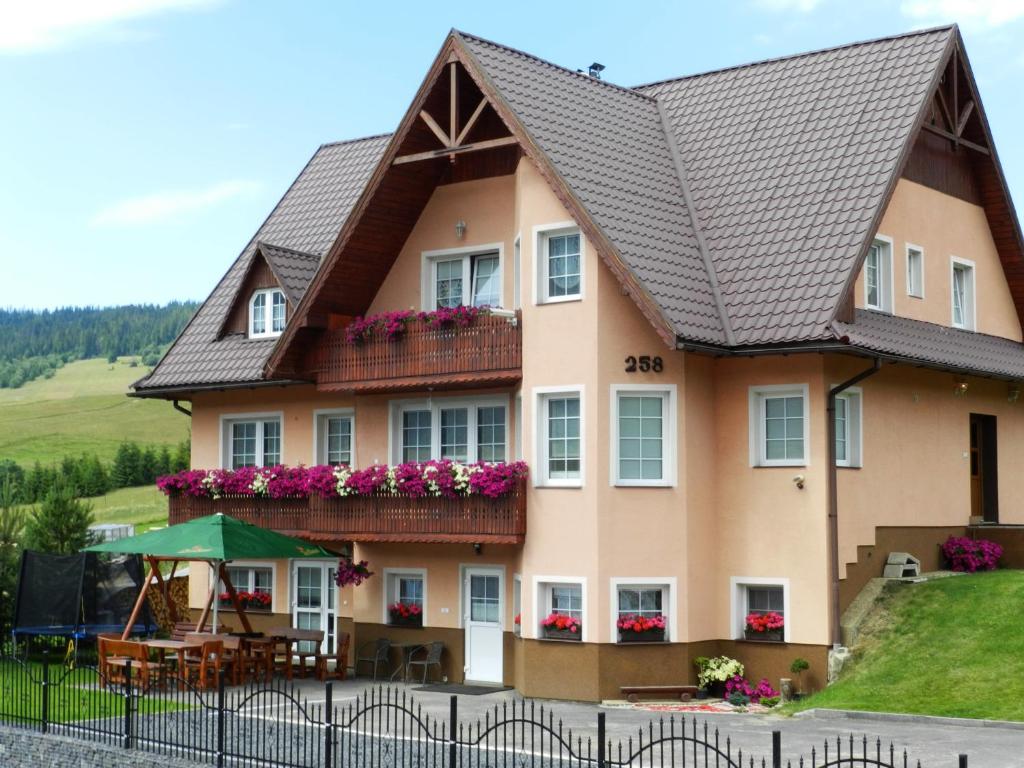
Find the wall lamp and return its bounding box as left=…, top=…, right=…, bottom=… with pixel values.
left=1009, top=384, right=1021, bottom=403
left=473, top=543, right=483, bottom=556
left=455, top=219, right=467, bottom=239
left=954, top=378, right=969, bottom=397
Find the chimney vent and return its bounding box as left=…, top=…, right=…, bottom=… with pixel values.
left=588, top=62, right=605, bottom=79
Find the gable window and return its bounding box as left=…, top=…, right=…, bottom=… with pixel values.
left=834, top=389, right=862, bottom=468
left=906, top=245, right=924, bottom=299
left=392, top=397, right=508, bottom=464
left=951, top=258, right=976, bottom=331
left=223, top=415, right=282, bottom=468
left=612, top=386, right=676, bottom=486
left=424, top=246, right=503, bottom=310
left=864, top=238, right=892, bottom=313
left=749, top=385, right=809, bottom=467
left=315, top=410, right=354, bottom=466
left=536, top=389, right=582, bottom=486
left=537, top=225, right=582, bottom=303
left=250, top=288, right=287, bottom=338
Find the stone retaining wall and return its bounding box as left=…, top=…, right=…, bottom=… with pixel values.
left=0, top=725, right=202, bottom=768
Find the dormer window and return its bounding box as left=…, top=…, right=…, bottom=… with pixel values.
left=250, top=288, right=286, bottom=338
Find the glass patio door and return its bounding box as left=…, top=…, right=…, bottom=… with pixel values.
left=291, top=561, right=337, bottom=654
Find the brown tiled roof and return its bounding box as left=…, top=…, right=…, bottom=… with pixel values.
left=257, top=242, right=319, bottom=306
left=134, top=135, right=389, bottom=391
left=835, top=310, right=1024, bottom=380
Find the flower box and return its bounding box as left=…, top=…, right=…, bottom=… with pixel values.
left=744, top=611, right=784, bottom=642
left=744, top=629, right=783, bottom=642
left=389, top=613, right=423, bottom=628
left=542, top=627, right=581, bottom=641
left=388, top=602, right=423, bottom=627
left=540, top=612, right=581, bottom=640
left=619, top=628, right=666, bottom=643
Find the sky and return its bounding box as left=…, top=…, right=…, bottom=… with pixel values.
left=2, top=0, right=1023, bottom=310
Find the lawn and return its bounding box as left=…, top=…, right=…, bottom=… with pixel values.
left=786, top=570, right=1024, bottom=721
left=89, top=485, right=169, bottom=530
left=0, top=357, right=189, bottom=466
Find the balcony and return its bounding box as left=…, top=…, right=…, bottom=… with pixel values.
left=167, top=476, right=527, bottom=545
left=311, top=311, right=522, bottom=394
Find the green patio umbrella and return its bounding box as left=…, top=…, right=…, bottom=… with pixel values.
left=86, top=512, right=336, bottom=634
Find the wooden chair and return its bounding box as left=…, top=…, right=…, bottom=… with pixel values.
left=315, top=632, right=351, bottom=682
left=354, top=638, right=391, bottom=681
left=95, top=633, right=122, bottom=681
left=99, top=639, right=163, bottom=689
left=186, top=633, right=239, bottom=685
left=294, top=631, right=325, bottom=679
left=406, top=642, right=444, bottom=684
left=172, top=622, right=232, bottom=641
left=184, top=639, right=224, bottom=690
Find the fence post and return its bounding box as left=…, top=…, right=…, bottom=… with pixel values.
left=448, top=695, right=458, bottom=768
left=216, top=670, right=226, bottom=768
left=324, top=682, right=334, bottom=768
left=772, top=730, right=781, bottom=768
left=40, top=650, right=49, bottom=734
left=123, top=662, right=133, bottom=750
left=959, top=755, right=968, bottom=768
left=597, top=712, right=606, bottom=768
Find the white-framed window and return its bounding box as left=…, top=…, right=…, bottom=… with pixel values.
left=513, top=235, right=522, bottom=310
left=834, top=388, right=863, bottom=468
left=221, top=413, right=283, bottom=468
left=383, top=569, right=427, bottom=625
left=610, top=578, right=675, bottom=643
left=534, top=387, right=583, bottom=487
left=214, top=562, right=276, bottom=612
left=951, top=257, right=976, bottom=331
left=512, top=574, right=522, bottom=637
left=863, top=237, right=893, bottom=313
left=534, top=222, right=583, bottom=304
left=611, top=385, right=677, bottom=486
left=421, top=244, right=504, bottom=310
left=390, top=396, right=509, bottom=464
left=533, top=576, right=586, bottom=641
left=748, top=385, right=809, bottom=467
left=314, top=409, right=354, bottom=466
left=514, top=393, right=523, bottom=461
left=730, top=577, right=790, bottom=642
left=249, top=288, right=287, bottom=338
left=906, top=244, right=924, bottom=299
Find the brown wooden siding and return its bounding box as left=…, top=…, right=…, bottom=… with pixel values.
left=167, top=477, right=527, bottom=544
left=901, top=128, right=981, bottom=204
left=224, top=256, right=284, bottom=336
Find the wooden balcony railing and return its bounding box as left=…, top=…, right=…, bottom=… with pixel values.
left=312, top=311, right=522, bottom=393
left=167, top=477, right=527, bottom=545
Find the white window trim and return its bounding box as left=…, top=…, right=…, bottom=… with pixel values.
left=387, top=394, right=510, bottom=464
left=609, top=577, right=677, bottom=643
left=420, top=242, right=505, bottom=311
left=532, top=575, right=587, bottom=642
left=748, top=385, right=810, bottom=468
left=533, top=385, right=585, bottom=488
left=730, top=576, right=791, bottom=643
left=382, top=567, right=428, bottom=626
left=514, top=392, right=523, bottom=461
left=950, top=256, right=977, bottom=331
left=312, top=408, right=356, bottom=466
left=512, top=573, right=522, bottom=636
left=210, top=560, right=278, bottom=614
left=533, top=221, right=583, bottom=305
left=249, top=288, right=286, bottom=339
left=905, top=243, right=925, bottom=299
left=219, top=411, right=284, bottom=469
left=610, top=384, right=677, bottom=487
left=863, top=235, right=894, bottom=313
left=513, top=233, right=522, bottom=311
left=833, top=386, right=863, bottom=469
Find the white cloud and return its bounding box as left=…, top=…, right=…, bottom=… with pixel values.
left=0, top=0, right=221, bottom=53
left=900, top=0, right=1024, bottom=30
left=92, top=180, right=261, bottom=226
left=754, top=0, right=823, bottom=11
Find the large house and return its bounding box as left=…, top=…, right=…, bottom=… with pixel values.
left=134, top=25, right=1024, bottom=700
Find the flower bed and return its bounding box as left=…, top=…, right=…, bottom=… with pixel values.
left=344, top=306, right=490, bottom=344
left=743, top=611, right=784, bottom=642
left=724, top=675, right=778, bottom=705
left=941, top=536, right=1003, bottom=572
left=157, top=461, right=529, bottom=501
left=541, top=613, right=581, bottom=641
left=616, top=614, right=666, bottom=643
left=388, top=602, right=423, bottom=627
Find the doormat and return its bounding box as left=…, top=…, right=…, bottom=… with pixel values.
left=414, top=684, right=513, bottom=695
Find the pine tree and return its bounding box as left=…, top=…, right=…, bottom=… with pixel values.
left=23, top=484, right=95, bottom=555
left=156, top=446, right=172, bottom=478
left=0, top=478, right=26, bottom=628
left=112, top=442, right=140, bottom=487
left=172, top=440, right=191, bottom=473
left=139, top=447, right=157, bottom=485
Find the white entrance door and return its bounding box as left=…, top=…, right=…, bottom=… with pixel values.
left=464, top=568, right=503, bottom=683
left=292, top=561, right=337, bottom=654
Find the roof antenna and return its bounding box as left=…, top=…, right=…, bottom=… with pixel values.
left=587, top=62, right=605, bottom=79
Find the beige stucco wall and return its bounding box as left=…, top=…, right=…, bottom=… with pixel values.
left=854, top=178, right=1021, bottom=341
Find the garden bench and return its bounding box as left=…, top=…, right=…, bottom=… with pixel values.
left=620, top=685, right=699, bottom=703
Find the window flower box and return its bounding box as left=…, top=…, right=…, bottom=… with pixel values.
left=541, top=612, right=581, bottom=641
left=744, top=612, right=784, bottom=642
left=617, top=614, right=667, bottom=643
left=218, top=591, right=273, bottom=613
left=388, top=602, right=423, bottom=628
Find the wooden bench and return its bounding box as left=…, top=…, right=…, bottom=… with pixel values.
left=620, top=685, right=699, bottom=703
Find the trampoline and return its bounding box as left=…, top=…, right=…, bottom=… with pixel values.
left=11, top=550, right=157, bottom=649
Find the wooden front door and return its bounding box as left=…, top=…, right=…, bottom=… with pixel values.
left=969, top=414, right=998, bottom=523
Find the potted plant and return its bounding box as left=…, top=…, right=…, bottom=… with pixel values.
left=541, top=612, right=581, bottom=640
left=744, top=611, right=784, bottom=642
left=790, top=657, right=810, bottom=699
left=616, top=614, right=666, bottom=643
left=513, top=613, right=522, bottom=637
left=388, top=601, right=423, bottom=627
left=696, top=655, right=744, bottom=698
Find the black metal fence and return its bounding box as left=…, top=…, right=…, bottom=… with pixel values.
left=0, top=654, right=964, bottom=768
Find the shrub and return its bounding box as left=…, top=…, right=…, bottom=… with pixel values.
left=941, top=536, right=1002, bottom=572
left=696, top=656, right=744, bottom=689
left=759, top=696, right=780, bottom=708
left=727, top=691, right=750, bottom=707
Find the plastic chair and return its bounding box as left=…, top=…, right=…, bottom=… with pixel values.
left=406, top=642, right=444, bottom=684
left=354, top=638, right=391, bottom=680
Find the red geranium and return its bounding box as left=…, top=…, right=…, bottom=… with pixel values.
left=388, top=601, right=423, bottom=619
left=616, top=614, right=666, bottom=633
left=745, top=612, right=785, bottom=633
left=541, top=612, right=580, bottom=633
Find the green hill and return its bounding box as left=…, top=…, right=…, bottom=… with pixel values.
left=787, top=570, right=1024, bottom=721
left=0, top=357, right=188, bottom=466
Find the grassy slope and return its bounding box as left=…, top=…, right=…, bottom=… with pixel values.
left=786, top=571, right=1024, bottom=721
left=0, top=357, right=189, bottom=466
left=89, top=485, right=169, bottom=531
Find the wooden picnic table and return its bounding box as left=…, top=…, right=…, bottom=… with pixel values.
left=142, top=638, right=202, bottom=690
left=267, top=627, right=326, bottom=679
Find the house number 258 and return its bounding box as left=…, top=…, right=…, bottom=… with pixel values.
left=624, top=356, right=663, bottom=373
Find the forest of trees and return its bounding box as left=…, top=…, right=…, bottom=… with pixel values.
left=0, top=302, right=198, bottom=388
